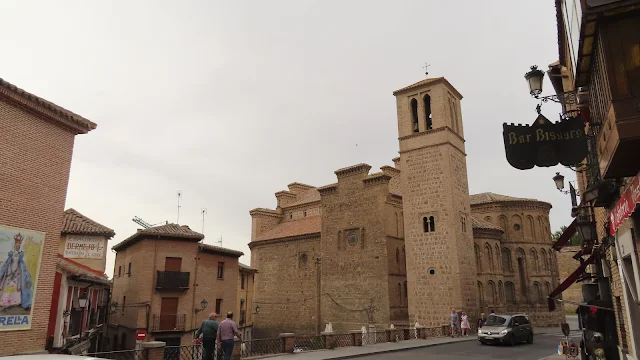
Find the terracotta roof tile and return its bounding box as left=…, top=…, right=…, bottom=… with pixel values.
left=112, top=223, right=204, bottom=251
left=285, top=188, right=321, bottom=207
left=471, top=216, right=504, bottom=232
left=0, top=77, right=96, bottom=133
left=57, top=254, right=111, bottom=285
left=62, top=208, right=115, bottom=237
left=199, top=243, right=243, bottom=257
left=393, top=77, right=444, bottom=95
left=470, top=192, right=550, bottom=207
left=255, top=216, right=321, bottom=241
left=239, top=262, right=257, bottom=272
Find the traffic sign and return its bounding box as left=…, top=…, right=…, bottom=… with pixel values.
left=136, top=330, right=147, bottom=341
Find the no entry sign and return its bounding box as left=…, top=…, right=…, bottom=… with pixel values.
left=136, top=329, right=147, bottom=341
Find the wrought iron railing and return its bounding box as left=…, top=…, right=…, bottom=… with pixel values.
left=86, top=349, right=147, bottom=360
left=373, top=330, right=389, bottom=343
left=151, top=314, right=186, bottom=332
left=293, top=335, right=324, bottom=352
left=164, top=345, right=202, bottom=360
left=333, top=333, right=354, bottom=347
left=241, top=338, right=283, bottom=358
left=156, top=271, right=190, bottom=290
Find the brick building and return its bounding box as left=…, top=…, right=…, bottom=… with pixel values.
left=545, top=2, right=640, bottom=359
left=108, top=224, right=243, bottom=349
left=237, top=263, right=256, bottom=342
left=0, top=77, right=96, bottom=355
left=556, top=246, right=584, bottom=313
left=249, top=77, right=565, bottom=338
left=47, top=209, right=115, bottom=354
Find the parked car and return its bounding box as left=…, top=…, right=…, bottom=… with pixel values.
left=477, top=313, right=534, bottom=346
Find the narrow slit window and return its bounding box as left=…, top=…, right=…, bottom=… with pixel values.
left=411, top=98, right=419, bottom=132
left=424, top=95, right=432, bottom=130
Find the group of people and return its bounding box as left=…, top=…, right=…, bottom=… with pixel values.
left=449, top=308, right=496, bottom=337
left=194, top=311, right=243, bottom=360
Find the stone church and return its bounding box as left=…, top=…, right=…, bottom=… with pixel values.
left=248, top=77, right=565, bottom=338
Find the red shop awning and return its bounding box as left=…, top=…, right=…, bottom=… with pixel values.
left=552, top=218, right=577, bottom=251
left=610, top=170, right=640, bottom=235
left=548, top=253, right=598, bottom=311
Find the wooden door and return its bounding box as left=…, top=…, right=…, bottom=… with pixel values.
left=165, top=257, right=182, bottom=272
left=159, top=297, right=179, bottom=330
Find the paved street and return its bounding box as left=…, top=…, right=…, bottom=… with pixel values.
left=358, top=332, right=581, bottom=360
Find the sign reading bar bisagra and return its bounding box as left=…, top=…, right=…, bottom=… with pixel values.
left=0, top=224, right=45, bottom=331
left=503, top=114, right=588, bottom=170
left=64, top=235, right=105, bottom=259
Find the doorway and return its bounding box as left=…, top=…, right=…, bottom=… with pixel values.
left=160, top=298, right=179, bottom=330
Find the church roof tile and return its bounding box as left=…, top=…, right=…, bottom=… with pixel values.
left=470, top=192, right=550, bottom=207
left=471, top=216, right=504, bottom=232
left=255, top=216, right=321, bottom=241
left=112, top=223, right=204, bottom=251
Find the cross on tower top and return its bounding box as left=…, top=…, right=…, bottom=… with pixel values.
left=423, top=63, right=431, bottom=76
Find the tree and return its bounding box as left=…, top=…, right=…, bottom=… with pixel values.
left=551, top=225, right=581, bottom=246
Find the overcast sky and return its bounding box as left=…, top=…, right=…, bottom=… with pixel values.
left=0, top=0, right=575, bottom=278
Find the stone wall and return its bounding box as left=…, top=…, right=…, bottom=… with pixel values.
left=557, top=246, right=583, bottom=313
left=250, top=235, right=320, bottom=338
left=319, top=167, right=395, bottom=333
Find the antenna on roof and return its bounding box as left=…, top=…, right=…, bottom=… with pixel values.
left=132, top=216, right=164, bottom=229
left=176, top=190, right=182, bottom=224
left=216, top=236, right=222, bottom=247
left=423, top=62, right=431, bottom=77
left=201, top=208, right=207, bottom=234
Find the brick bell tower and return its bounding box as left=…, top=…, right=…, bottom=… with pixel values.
left=394, top=77, right=478, bottom=327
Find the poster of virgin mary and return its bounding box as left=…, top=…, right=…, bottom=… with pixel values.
left=0, top=224, right=44, bottom=331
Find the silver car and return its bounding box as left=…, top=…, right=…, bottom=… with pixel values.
left=477, top=313, right=534, bottom=346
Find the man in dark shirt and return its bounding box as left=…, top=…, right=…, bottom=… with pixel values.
left=195, top=312, right=219, bottom=360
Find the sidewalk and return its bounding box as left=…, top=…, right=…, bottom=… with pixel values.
left=256, top=327, right=566, bottom=360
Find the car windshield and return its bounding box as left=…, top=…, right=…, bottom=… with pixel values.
left=484, top=315, right=509, bottom=326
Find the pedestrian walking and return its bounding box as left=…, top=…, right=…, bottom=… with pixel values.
left=461, top=311, right=470, bottom=336
left=194, top=313, right=219, bottom=360
left=217, top=311, right=243, bottom=360
left=456, top=309, right=463, bottom=336
left=450, top=308, right=459, bottom=337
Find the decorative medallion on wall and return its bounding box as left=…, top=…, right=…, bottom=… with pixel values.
left=513, top=224, right=521, bottom=231
left=347, top=232, right=359, bottom=247
left=300, top=252, right=308, bottom=266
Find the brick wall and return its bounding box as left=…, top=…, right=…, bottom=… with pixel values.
left=0, top=98, right=77, bottom=355
left=111, top=237, right=239, bottom=347
left=470, top=203, right=565, bottom=326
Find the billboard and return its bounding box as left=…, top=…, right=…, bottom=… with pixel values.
left=0, top=224, right=45, bottom=331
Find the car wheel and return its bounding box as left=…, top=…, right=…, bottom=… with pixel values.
left=526, top=333, right=533, bottom=344
left=508, top=334, right=517, bottom=346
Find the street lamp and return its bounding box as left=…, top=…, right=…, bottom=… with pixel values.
left=576, top=206, right=597, bottom=247
left=553, top=172, right=566, bottom=192
left=525, top=65, right=578, bottom=106
left=195, top=298, right=208, bottom=314
left=78, top=293, right=89, bottom=309
left=525, top=65, right=545, bottom=96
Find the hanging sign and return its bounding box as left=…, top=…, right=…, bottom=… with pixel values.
left=503, top=114, right=588, bottom=170
left=609, top=170, right=640, bottom=235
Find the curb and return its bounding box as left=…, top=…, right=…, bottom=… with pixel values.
left=322, top=337, right=478, bottom=360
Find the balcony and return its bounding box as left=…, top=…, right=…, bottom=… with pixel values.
left=156, top=271, right=190, bottom=290
left=582, top=11, right=640, bottom=179
left=151, top=314, right=186, bottom=332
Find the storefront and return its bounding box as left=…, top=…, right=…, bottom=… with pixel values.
left=609, top=171, right=640, bottom=359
